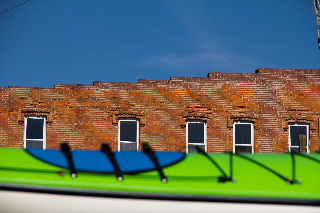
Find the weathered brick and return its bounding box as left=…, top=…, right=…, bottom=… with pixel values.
left=0, top=68, right=319, bottom=152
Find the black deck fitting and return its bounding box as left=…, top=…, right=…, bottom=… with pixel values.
left=142, top=143, right=168, bottom=183
left=101, top=143, right=123, bottom=181
left=235, top=152, right=298, bottom=184
left=60, top=142, right=77, bottom=178
left=195, top=146, right=233, bottom=182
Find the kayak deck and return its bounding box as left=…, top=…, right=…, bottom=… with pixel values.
left=0, top=147, right=319, bottom=205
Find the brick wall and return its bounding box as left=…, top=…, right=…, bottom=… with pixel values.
left=0, top=68, right=319, bottom=153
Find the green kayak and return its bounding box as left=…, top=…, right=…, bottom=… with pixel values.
left=0, top=143, right=319, bottom=206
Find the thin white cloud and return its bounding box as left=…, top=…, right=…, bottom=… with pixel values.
left=133, top=2, right=264, bottom=74
left=134, top=50, right=260, bottom=74
left=136, top=52, right=225, bottom=71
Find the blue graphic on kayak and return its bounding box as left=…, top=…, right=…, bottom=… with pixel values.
left=26, top=144, right=185, bottom=175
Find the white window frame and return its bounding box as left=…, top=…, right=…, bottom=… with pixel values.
left=118, top=118, right=139, bottom=151
left=289, top=123, right=310, bottom=153
left=24, top=116, right=46, bottom=149
left=186, top=120, right=207, bottom=153
left=233, top=121, right=254, bottom=153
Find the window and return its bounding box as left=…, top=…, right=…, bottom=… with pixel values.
left=24, top=116, right=46, bottom=149
left=289, top=124, right=309, bottom=153
left=234, top=122, right=254, bottom=153
left=118, top=118, right=139, bottom=151
left=186, top=120, right=207, bottom=153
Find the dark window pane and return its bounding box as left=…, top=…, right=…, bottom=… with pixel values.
left=26, top=140, right=43, bottom=148
left=290, top=126, right=307, bottom=147
left=120, top=142, right=137, bottom=151
left=188, top=122, right=204, bottom=144
left=188, top=144, right=205, bottom=153
left=120, top=121, right=137, bottom=142
left=235, top=124, right=251, bottom=144
left=235, top=146, right=252, bottom=153
left=26, top=118, right=44, bottom=139
left=290, top=147, right=300, bottom=154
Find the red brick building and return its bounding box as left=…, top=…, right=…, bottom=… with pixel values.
left=0, top=68, right=319, bottom=153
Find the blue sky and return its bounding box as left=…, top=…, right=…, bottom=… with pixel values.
left=1, top=0, right=319, bottom=88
